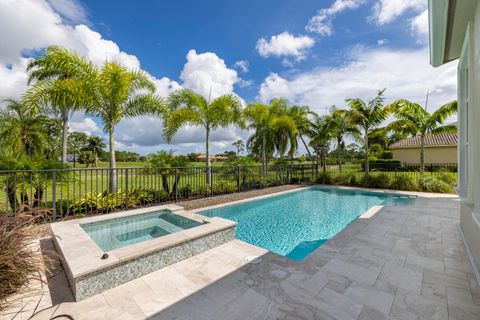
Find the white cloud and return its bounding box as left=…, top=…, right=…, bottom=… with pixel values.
left=410, top=9, right=429, bottom=42
left=370, top=0, right=426, bottom=25
left=46, top=0, right=89, bottom=24
left=70, top=25, right=140, bottom=69
left=377, top=38, right=389, bottom=46
left=180, top=49, right=239, bottom=99
left=306, top=0, right=366, bottom=36
left=152, top=76, right=181, bottom=98
left=234, top=60, right=249, bottom=73
left=256, top=32, right=315, bottom=61
left=69, top=113, right=102, bottom=135
left=258, top=47, right=457, bottom=116
left=0, top=58, right=30, bottom=101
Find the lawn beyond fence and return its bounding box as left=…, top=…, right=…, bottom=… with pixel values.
left=0, top=163, right=457, bottom=221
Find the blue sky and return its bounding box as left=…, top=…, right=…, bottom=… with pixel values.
left=0, top=0, right=457, bottom=155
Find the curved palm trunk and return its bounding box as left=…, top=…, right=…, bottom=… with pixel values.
left=299, top=134, right=312, bottom=158
left=109, top=127, right=117, bottom=193
left=205, top=126, right=211, bottom=184
left=364, top=128, right=369, bottom=173
left=61, top=108, right=69, bottom=163
left=337, top=136, right=343, bottom=173
left=420, top=134, right=425, bottom=174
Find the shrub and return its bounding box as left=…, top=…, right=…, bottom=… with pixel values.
left=378, top=150, right=393, bottom=159
left=334, top=172, right=358, bottom=186
left=390, top=175, right=419, bottom=191
left=0, top=213, right=47, bottom=309
left=419, top=176, right=454, bottom=193
left=360, top=173, right=392, bottom=189
left=316, top=172, right=333, bottom=185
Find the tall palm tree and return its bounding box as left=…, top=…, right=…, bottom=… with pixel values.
left=232, top=139, right=245, bottom=156
left=25, top=46, right=96, bottom=163
left=84, top=136, right=106, bottom=167
left=164, top=89, right=243, bottom=184
left=307, top=112, right=332, bottom=174
left=289, top=105, right=313, bottom=158
left=346, top=89, right=392, bottom=173
left=327, top=108, right=360, bottom=172
left=0, top=99, right=53, bottom=156
left=386, top=99, right=457, bottom=173
left=86, top=62, right=165, bottom=192
left=244, top=100, right=298, bottom=173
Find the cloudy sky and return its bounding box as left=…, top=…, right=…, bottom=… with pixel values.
left=0, top=0, right=457, bottom=155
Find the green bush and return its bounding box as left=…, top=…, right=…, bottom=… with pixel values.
left=378, top=150, right=393, bottom=159
left=334, top=172, right=358, bottom=186
left=419, top=176, right=454, bottom=193
left=360, top=173, right=392, bottom=189
left=316, top=172, right=333, bottom=185
left=390, top=175, right=419, bottom=191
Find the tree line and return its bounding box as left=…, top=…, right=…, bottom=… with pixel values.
left=0, top=45, right=457, bottom=192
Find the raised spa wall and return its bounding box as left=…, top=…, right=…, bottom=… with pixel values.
left=51, top=205, right=236, bottom=301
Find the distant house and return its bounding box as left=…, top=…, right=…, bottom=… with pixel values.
left=390, top=132, right=457, bottom=164
left=195, top=153, right=228, bottom=162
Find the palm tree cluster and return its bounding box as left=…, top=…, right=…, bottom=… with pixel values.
left=0, top=45, right=458, bottom=195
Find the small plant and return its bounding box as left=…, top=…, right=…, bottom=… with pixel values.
left=0, top=213, right=48, bottom=309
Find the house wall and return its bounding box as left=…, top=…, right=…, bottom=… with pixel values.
left=460, top=1, right=480, bottom=279
left=391, top=146, right=457, bottom=164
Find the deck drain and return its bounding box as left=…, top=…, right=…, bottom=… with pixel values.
left=271, top=269, right=287, bottom=279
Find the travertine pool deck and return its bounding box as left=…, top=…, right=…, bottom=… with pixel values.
left=2, top=187, right=480, bottom=320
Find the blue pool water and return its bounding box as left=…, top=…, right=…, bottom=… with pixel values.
left=199, top=187, right=416, bottom=260
left=81, top=210, right=204, bottom=252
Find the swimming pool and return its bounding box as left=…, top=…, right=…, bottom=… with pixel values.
left=199, top=187, right=416, bottom=260
left=81, top=210, right=205, bottom=251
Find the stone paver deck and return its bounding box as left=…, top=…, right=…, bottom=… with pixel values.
left=2, top=190, right=479, bottom=320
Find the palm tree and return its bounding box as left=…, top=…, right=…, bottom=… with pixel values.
left=307, top=112, right=332, bottom=174
left=84, top=136, right=106, bottom=167
left=346, top=89, right=392, bottom=173
left=86, top=62, right=165, bottom=192
left=0, top=99, right=53, bottom=156
left=232, top=139, right=245, bottom=156
left=25, top=46, right=96, bottom=163
left=289, top=105, right=313, bottom=158
left=244, top=100, right=297, bottom=173
left=164, top=89, right=243, bottom=184
left=386, top=99, right=457, bottom=173
left=327, top=107, right=360, bottom=172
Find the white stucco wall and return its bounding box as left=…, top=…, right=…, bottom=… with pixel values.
left=460, top=0, right=480, bottom=276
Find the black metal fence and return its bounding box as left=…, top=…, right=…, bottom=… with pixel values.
left=0, top=162, right=457, bottom=221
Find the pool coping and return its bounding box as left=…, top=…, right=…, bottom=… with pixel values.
left=51, top=204, right=237, bottom=300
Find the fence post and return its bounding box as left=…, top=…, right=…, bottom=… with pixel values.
left=175, top=168, right=178, bottom=202
left=237, top=165, right=241, bottom=192
left=52, top=171, right=57, bottom=222
left=125, top=168, right=129, bottom=209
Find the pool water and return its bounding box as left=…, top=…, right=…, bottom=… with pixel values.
left=81, top=211, right=204, bottom=252
left=199, top=187, right=416, bottom=260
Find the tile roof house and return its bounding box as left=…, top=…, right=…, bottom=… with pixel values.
left=390, top=132, right=457, bottom=164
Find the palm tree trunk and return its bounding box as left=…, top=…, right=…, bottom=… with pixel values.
left=364, top=129, right=369, bottom=173
left=109, top=127, right=117, bottom=193
left=205, top=126, right=211, bottom=184
left=261, top=135, right=266, bottom=174
left=337, top=137, right=343, bottom=173
left=61, top=108, right=69, bottom=163
left=300, top=134, right=312, bottom=158
left=420, top=134, right=425, bottom=174
left=94, top=153, right=98, bottom=167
